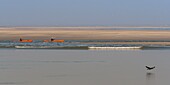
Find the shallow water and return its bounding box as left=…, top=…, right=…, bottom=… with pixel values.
left=0, top=49, right=170, bottom=85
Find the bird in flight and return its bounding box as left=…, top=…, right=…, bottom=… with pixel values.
left=145, top=66, right=155, bottom=70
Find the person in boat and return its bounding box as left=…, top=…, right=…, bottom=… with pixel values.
left=20, top=38, right=22, bottom=41
left=51, top=38, right=55, bottom=41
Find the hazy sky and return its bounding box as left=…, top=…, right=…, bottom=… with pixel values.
left=0, top=0, right=169, bottom=26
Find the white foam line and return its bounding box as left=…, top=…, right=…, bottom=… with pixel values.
left=88, top=46, right=142, bottom=49
left=15, top=46, right=56, bottom=49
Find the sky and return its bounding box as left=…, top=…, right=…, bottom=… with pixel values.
left=0, top=0, right=170, bottom=26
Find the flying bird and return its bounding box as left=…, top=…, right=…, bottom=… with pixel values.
left=145, top=66, right=155, bottom=70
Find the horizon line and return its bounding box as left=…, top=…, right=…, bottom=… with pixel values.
left=1, top=26, right=170, bottom=29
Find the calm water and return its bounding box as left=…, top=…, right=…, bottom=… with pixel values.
left=0, top=49, right=170, bottom=85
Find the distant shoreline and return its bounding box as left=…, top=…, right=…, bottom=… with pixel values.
left=0, top=28, right=170, bottom=42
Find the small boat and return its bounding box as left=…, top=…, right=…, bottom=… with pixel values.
left=51, top=39, right=64, bottom=43
left=19, top=38, right=33, bottom=43
left=43, top=40, right=50, bottom=42
left=44, top=38, right=64, bottom=43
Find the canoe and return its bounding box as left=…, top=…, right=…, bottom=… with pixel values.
left=19, top=38, right=33, bottom=42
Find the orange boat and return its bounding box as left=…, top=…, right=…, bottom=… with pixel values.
left=43, top=40, right=50, bottom=42
left=51, top=38, right=64, bottom=43
left=19, top=38, right=33, bottom=43
left=43, top=38, right=64, bottom=43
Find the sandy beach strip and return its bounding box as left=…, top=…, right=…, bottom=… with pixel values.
left=79, top=42, right=170, bottom=45
left=0, top=27, right=170, bottom=42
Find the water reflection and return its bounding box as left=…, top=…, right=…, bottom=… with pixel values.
left=146, top=72, right=155, bottom=85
